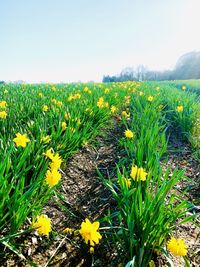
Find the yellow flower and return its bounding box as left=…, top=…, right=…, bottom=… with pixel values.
left=0, top=111, right=7, bottom=119
left=122, top=177, right=131, bottom=188
left=90, top=246, right=94, bottom=254
left=139, top=91, right=144, bottom=96
left=121, top=111, right=130, bottom=118
left=52, top=98, right=57, bottom=104
left=97, top=97, right=104, bottom=108
left=176, top=105, right=183, bottom=112
left=156, top=86, right=160, bottom=91
left=44, top=148, right=54, bottom=160
left=147, top=96, right=154, bottom=102
left=45, top=168, right=61, bottom=187
left=63, top=227, right=74, bottom=234
left=137, top=167, right=148, bottom=181
left=110, top=105, right=117, bottom=113
left=32, top=214, right=51, bottom=236
left=50, top=153, right=63, bottom=170
left=38, top=92, right=43, bottom=97
left=64, top=112, right=70, bottom=120
left=0, top=101, right=7, bottom=109
left=182, top=86, right=186, bottom=90
left=130, top=165, right=138, bottom=180
left=42, top=105, right=48, bottom=112
left=79, top=218, right=102, bottom=246
left=13, top=133, right=30, bottom=148
left=75, top=93, right=81, bottom=99
left=167, top=237, right=188, bottom=256
left=4, top=89, right=8, bottom=94
left=67, top=95, right=73, bottom=102
left=104, top=88, right=110, bottom=93
left=124, top=129, right=134, bottom=139
left=130, top=165, right=147, bottom=181
left=41, top=135, right=51, bottom=144
left=84, top=86, right=89, bottom=92
left=61, top=121, right=67, bottom=131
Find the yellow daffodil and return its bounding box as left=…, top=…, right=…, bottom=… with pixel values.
left=0, top=101, right=7, bottom=109
left=110, top=105, right=117, bottom=113
left=44, top=148, right=54, bottom=160
left=0, top=111, right=7, bottom=119
left=147, top=96, right=154, bottom=102
left=45, top=168, right=61, bottom=187
left=49, top=153, right=63, bottom=170
left=41, top=135, right=51, bottom=144
left=79, top=218, right=102, bottom=247
left=121, top=110, right=130, bottom=119
left=32, top=214, right=51, bottom=236
left=130, top=165, right=148, bottom=181
left=167, top=237, right=187, bottom=256
left=64, top=112, right=70, bottom=120
left=124, top=129, right=135, bottom=139
left=42, top=105, right=48, bottom=112
left=13, top=133, right=30, bottom=148
left=176, top=105, right=183, bottom=112
left=61, top=121, right=67, bottom=131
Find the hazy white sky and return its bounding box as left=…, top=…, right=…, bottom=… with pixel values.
left=0, top=0, right=200, bottom=82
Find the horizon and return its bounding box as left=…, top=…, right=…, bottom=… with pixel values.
left=1, top=0, right=200, bottom=83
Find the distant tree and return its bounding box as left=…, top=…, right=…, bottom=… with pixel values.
left=102, top=51, right=200, bottom=82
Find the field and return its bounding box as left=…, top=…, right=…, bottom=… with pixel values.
left=0, top=81, right=199, bottom=267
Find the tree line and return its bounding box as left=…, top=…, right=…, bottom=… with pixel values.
left=103, top=51, right=200, bottom=82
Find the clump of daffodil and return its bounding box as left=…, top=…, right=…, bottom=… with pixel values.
left=0, top=100, right=7, bottom=109
left=44, top=149, right=62, bottom=187
left=32, top=214, right=51, bottom=236
left=124, top=129, right=135, bottom=139
left=147, top=96, right=154, bottom=102
left=176, top=105, right=183, bottom=112
left=79, top=218, right=102, bottom=252
left=0, top=111, right=7, bottom=119
left=13, top=133, right=30, bottom=148
left=167, top=237, right=188, bottom=256
left=130, top=165, right=148, bottom=181
left=61, top=121, right=67, bottom=131
left=42, top=105, right=48, bottom=112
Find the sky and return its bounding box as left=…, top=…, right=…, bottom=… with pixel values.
left=0, top=0, right=200, bottom=83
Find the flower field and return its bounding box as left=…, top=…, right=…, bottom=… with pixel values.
left=0, top=81, right=199, bottom=266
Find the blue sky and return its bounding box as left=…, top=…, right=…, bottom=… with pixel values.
left=0, top=0, right=200, bottom=82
